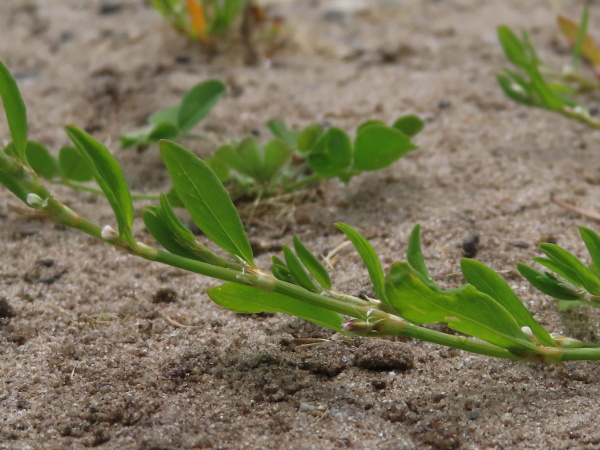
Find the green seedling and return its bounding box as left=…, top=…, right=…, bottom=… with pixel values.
left=151, top=0, right=248, bottom=44
left=518, top=226, right=600, bottom=312
left=497, top=6, right=600, bottom=129
left=208, top=116, right=423, bottom=198
left=4, top=62, right=600, bottom=363
left=120, top=79, right=226, bottom=150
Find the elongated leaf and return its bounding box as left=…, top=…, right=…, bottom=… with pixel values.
left=498, top=25, right=529, bottom=67
left=293, top=236, right=331, bottom=290
left=308, top=127, right=352, bottom=177
left=178, top=80, right=226, bottom=133
left=580, top=227, right=600, bottom=274
left=538, top=243, right=600, bottom=295
left=385, top=262, right=532, bottom=350
left=266, top=120, right=301, bottom=148
left=271, top=255, right=295, bottom=283
left=283, top=245, right=318, bottom=292
left=392, top=115, right=424, bottom=138
left=65, top=126, right=134, bottom=243
left=0, top=168, right=29, bottom=202
left=353, top=125, right=417, bottom=171
left=59, top=146, right=94, bottom=182
left=119, top=126, right=153, bottom=149
left=406, top=225, right=438, bottom=290
left=143, top=206, right=201, bottom=261
left=335, top=223, right=386, bottom=302
left=461, top=259, right=555, bottom=346
left=0, top=62, right=28, bottom=161
left=237, top=137, right=266, bottom=181
left=25, top=141, right=57, bottom=180
left=496, top=74, right=533, bottom=106
left=557, top=13, right=600, bottom=70
left=517, top=263, right=582, bottom=301
left=208, top=283, right=344, bottom=331
left=159, top=140, right=254, bottom=265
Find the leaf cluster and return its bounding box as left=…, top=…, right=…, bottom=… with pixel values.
left=150, top=0, right=247, bottom=43
left=518, top=227, right=600, bottom=311
left=208, top=115, right=423, bottom=197
left=3, top=61, right=600, bottom=363
left=497, top=7, right=600, bottom=129
left=120, top=79, right=226, bottom=150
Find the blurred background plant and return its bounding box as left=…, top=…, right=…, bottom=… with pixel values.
left=497, top=3, right=600, bottom=129
left=150, top=0, right=285, bottom=64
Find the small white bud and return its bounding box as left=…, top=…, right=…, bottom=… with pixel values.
left=101, top=225, right=118, bottom=241
left=26, top=193, right=44, bottom=208
left=521, top=326, right=533, bottom=337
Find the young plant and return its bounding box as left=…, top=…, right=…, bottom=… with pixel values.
left=497, top=6, right=600, bottom=129
left=151, top=0, right=248, bottom=44
left=3, top=61, right=600, bottom=363
left=518, top=226, right=600, bottom=312
left=119, top=79, right=226, bottom=150
left=208, top=115, right=424, bottom=198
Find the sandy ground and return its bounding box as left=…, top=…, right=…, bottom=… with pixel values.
left=3, top=0, right=600, bottom=448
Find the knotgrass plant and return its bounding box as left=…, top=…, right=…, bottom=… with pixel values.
left=151, top=0, right=248, bottom=44
left=497, top=6, right=600, bottom=129
left=120, top=79, right=226, bottom=150
left=208, top=115, right=423, bottom=199
left=3, top=61, right=600, bottom=363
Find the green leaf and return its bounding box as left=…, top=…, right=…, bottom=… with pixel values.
left=356, top=120, right=386, bottom=134
left=385, top=262, right=532, bottom=350
left=461, top=259, right=556, bottom=347
left=208, top=283, right=344, bottom=332
left=283, top=245, right=318, bottom=292
left=297, top=124, right=324, bottom=154
left=205, top=156, right=230, bottom=182
left=263, top=139, right=292, bottom=182
left=177, top=80, right=226, bottom=133
left=149, top=105, right=180, bottom=127
left=58, top=146, right=94, bottom=182
left=580, top=227, right=600, bottom=274
left=392, top=115, right=425, bottom=138
left=148, top=122, right=180, bottom=142
left=293, top=236, right=331, bottom=290
left=25, top=141, right=57, bottom=180
left=142, top=206, right=201, bottom=261
left=0, top=62, right=28, bottom=161
left=159, top=140, right=255, bottom=265
left=498, top=26, right=529, bottom=67
left=119, top=126, right=153, bottom=149
left=271, top=255, right=295, bottom=283
left=237, top=137, right=266, bottom=181
left=266, top=120, right=301, bottom=148
left=308, top=127, right=352, bottom=176
left=406, top=225, right=438, bottom=290
left=335, top=223, right=387, bottom=302
left=65, top=126, right=134, bottom=243
left=537, top=243, right=600, bottom=295
left=353, top=125, right=417, bottom=172
left=517, top=263, right=583, bottom=301
left=0, top=168, right=29, bottom=203
left=496, top=74, right=533, bottom=106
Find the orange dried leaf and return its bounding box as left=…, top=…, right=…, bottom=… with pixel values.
left=557, top=14, right=600, bottom=70
left=186, top=0, right=208, bottom=43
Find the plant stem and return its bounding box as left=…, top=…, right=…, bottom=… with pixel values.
left=284, top=173, right=322, bottom=192
left=52, top=179, right=160, bottom=201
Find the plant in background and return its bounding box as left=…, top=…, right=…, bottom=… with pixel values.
left=150, top=0, right=248, bottom=44
left=518, top=226, right=600, bottom=312
left=120, top=79, right=226, bottom=150
left=208, top=115, right=424, bottom=199
left=4, top=62, right=600, bottom=363
left=497, top=5, right=600, bottom=129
